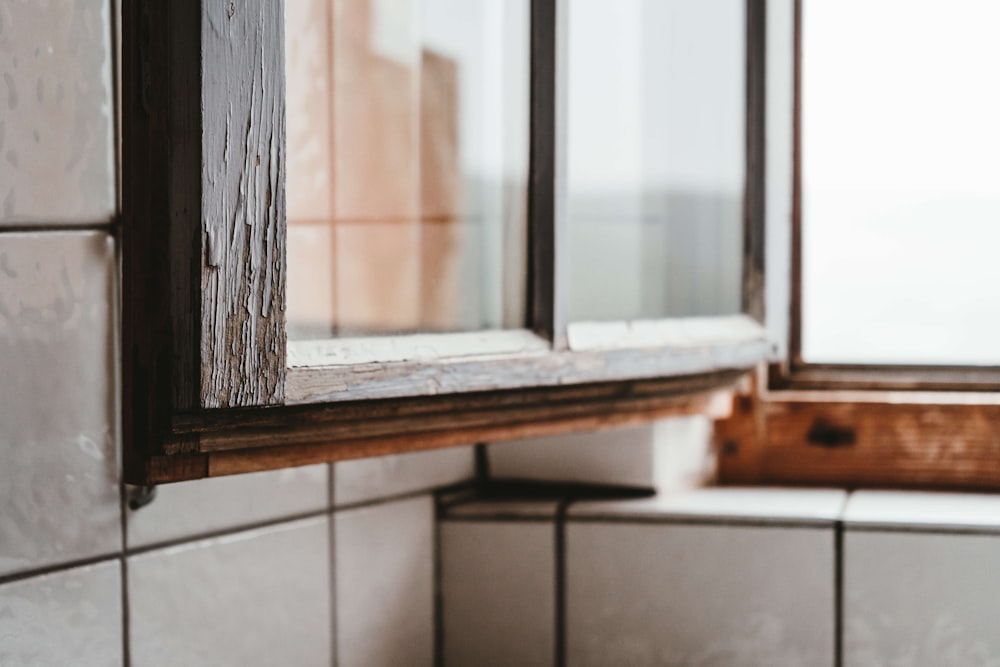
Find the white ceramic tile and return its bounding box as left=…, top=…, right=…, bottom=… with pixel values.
left=845, top=530, right=1000, bottom=666
left=567, top=522, right=835, bottom=666
left=0, top=0, right=116, bottom=224
left=0, top=559, right=122, bottom=667
left=844, top=490, right=1000, bottom=532
left=488, top=424, right=657, bottom=487
left=440, top=520, right=555, bottom=667
left=129, top=517, right=331, bottom=667
left=651, top=415, right=716, bottom=492
left=0, top=233, right=120, bottom=577
left=126, top=464, right=329, bottom=548
left=335, top=495, right=434, bottom=667
left=334, top=446, right=474, bottom=506
left=570, top=486, right=847, bottom=525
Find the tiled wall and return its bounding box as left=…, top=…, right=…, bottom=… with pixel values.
left=440, top=487, right=1000, bottom=667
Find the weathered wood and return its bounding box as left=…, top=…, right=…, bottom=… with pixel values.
left=286, top=317, right=772, bottom=404
left=717, top=383, right=1000, bottom=490
left=137, top=374, right=740, bottom=482
left=174, top=371, right=739, bottom=453
left=123, top=0, right=286, bottom=478
left=200, top=0, right=286, bottom=408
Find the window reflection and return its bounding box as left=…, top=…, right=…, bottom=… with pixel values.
left=286, top=0, right=529, bottom=339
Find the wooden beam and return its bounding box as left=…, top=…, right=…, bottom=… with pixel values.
left=129, top=371, right=741, bottom=483
left=717, top=382, right=1000, bottom=490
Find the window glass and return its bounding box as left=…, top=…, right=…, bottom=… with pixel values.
left=566, top=0, right=745, bottom=322
left=802, top=0, right=1000, bottom=365
left=285, top=0, right=529, bottom=339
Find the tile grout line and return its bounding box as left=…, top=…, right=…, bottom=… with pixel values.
left=119, top=480, right=131, bottom=667
left=328, top=463, right=338, bottom=667
left=329, top=506, right=338, bottom=667
left=433, top=491, right=446, bottom=667
left=334, top=481, right=478, bottom=515
left=834, top=519, right=844, bottom=667
left=0, top=223, right=118, bottom=235
left=124, top=508, right=331, bottom=558
left=554, top=498, right=572, bottom=667
left=0, top=553, right=124, bottom=588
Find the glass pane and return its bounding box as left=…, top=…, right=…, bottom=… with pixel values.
left=285, top=0, right=529, bottom=340
left=802, top=0, right=1000, bottom=365
left=566, top=0, right=745, bottom=321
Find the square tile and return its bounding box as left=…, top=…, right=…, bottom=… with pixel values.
left=566, top=521, right=835, bottom=666
left=0, top=0, right=116, bottom=224
left=844, top=490, right=1000, bottom=532
left=285, top=0, right=333, bottom=222
left=126, top=464, right=329, bottom=548
left=570, top=487, right=847, bottom=526
left=0, top=232, right=120, bottom=576
left=129, top=517, right=332, bottom=667
left=845, top=530, right=1000, bottom=666
left=440, top=520, right=555, bottom=667
left=334, top=220, right=421, bottom=332
left=335, top=446, right=474, bottom=507
left=0, top=559, right=122, bottom=666
left=487, top=424, right=657, bottom=488
left=335, top=495, right=434, bottom=667
left=286, top=222, right=336, bottom=339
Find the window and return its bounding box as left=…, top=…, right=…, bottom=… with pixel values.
left=121, top=0, right=772, bottom=484
left=716, top=0, right=1000, bottom=491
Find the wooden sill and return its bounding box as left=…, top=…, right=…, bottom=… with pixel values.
left=715, top=374, right=1000, bottom=491
left=130, top=370, right=743, bottom=484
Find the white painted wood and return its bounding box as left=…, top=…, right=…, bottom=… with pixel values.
left=287, top=330, right=549, bottom=368
left=567, top=315, right=766, bottom=351
left=200, top=0, right=286, bottom=408
left=286, top=329, right=771, bottom=404
left=766, top=0, right=795, bottom=360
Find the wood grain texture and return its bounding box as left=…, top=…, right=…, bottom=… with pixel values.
left=716, top=382, right=1000, bottom=490
left=136, top=372, right=742, bottom=482
left=286, top=329, right=772, bottom=404
left=201, top=0, right=286, bottom=408
left=123, top=0, right=286, bottom=479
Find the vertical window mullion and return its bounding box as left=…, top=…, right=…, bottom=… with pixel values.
left=744, top=0, right=768, bottom=323
left=528, top=0, right=568, bottom=348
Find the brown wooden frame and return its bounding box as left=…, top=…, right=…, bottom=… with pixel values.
left=122, top=0, right=771, bottom=485
left=716, top=0, right=1000, bottom=492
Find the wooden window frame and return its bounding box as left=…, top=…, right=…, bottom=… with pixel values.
left=717, top=0, right=1000, bottom=492
left=121, top=0, right=770, bottom=485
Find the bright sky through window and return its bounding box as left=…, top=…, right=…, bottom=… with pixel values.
left=802, top=0, right=1000, bottom=365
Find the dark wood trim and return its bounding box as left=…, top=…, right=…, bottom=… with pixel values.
left=131, top=371, right=743, bottom=483
left=122, top=0, right=191, bottom=480
left=770, top=363, right=1000, bottom=392
left=743, top=0, right=767, bottom=323
left=788, top=0, right=803, bottom=366
left=528, top=0, right=565, bottom=347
